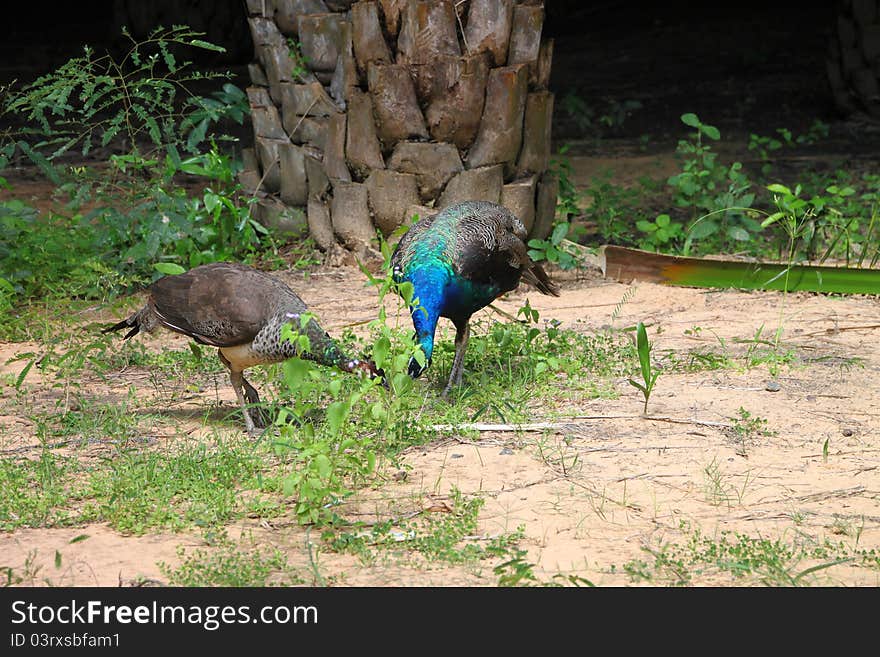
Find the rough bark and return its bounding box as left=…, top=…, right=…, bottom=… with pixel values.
left=535, top=38, right=554, bottom=90
left=516, top=91, right=554, bottom=176
left=279, top=142, right=308, bottom=206
left=297, top=12, right=346, bottom=73
left=365, top=169, right=421, bottom=235
left=352, top=1, right=392, bottom=73
left=329, top=19, right=358, bottom=107
left=422, top=53, right=489, bottom=149
left=387, top=141, right=463, bottom=201
left=466, top=64, right=529, bottom=172
left=345, top=89, right=386, bottom=179
left=464, top=0, right=514, bottom=66
left=501, top=175, right=537, bottom=234
left=531, top=171, right=559, bottom=241
left=274, top=0, right=330, bottom=35
left=284, top=115, right=329, bottom=149
left=307, top=196, right=337, bottom=250
left=254, top=136, right=285, bottom=192
left=244, top=0, right=554, bottom=258
left=437, top=164, right=504, bottom=208
left=508, top=4, right=544, bottom=77
left=323, top=112, right=352, bottom=181
left=281, top=80, right=342, bottom=117
left=330, top=180, right=376, bottom=249
left=305, top=148, right=331, bottom=199
left=367, top=63, right=429, bottom=150
left=253, top=197, right=309, bottom=237
left=397, top=0, right=460, bottom=65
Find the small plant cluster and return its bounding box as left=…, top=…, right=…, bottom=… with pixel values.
left=0, top=26, right=282, bottom=311
left=627, top=321, right=660, bottom=415
left=543, top=110, right=878, bottom=270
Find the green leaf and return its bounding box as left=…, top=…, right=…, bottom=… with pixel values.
left=635, top=322, right=652, bottom=383
left=767, top=183, right=792, bottom=195
left=551, top=222, right=569, bottom=244
left=188, top=39, right=226, bottom=52
left=326, top=400, right=350, bottom=436
left=681, top=113, right=700, bottom=128
left=15, top=359, right=33, bottom=390
left=154, top=262, right=186, bottom=275
left=655, top=213, right=671, bottom=227
left=701, top=125, right=721, bottom=140
left=727, top=225, right=751, bottom=241
left=282, top=357, right=312, bottom=389
left=687, top=218, right=719, bottom=240
left=203, top=191, right=220, bottom=213
left=372, top=336, right=391, bottom=369
left=760, top=211, right=785, bottom=228
left=527, top=248, right=544, bottom=260
left=628, top=379, right=647, bottom=394
left=314, top=454, right=331, bottom=478
left=370, top=402, right=387, bottom=421
left=17, top=141, right=61, bottom=184
left=68, top=534, right=90, bottom=544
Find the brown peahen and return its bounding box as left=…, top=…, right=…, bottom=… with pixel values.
left=390, top=200, right=561, bottom=396
left=103, top=262, right=381, bottom=434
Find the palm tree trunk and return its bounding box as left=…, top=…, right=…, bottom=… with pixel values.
left=241, top=0, right=556, bottom=262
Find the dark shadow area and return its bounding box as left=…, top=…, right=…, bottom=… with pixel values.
left=545, top=1, right=840, bottom=142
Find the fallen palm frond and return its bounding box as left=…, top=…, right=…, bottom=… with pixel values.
left=600, top=245, right=880, bottom=294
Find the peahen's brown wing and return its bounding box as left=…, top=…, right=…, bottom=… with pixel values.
left=147, top=262, right=305, bottom=346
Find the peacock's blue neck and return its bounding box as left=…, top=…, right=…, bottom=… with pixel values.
left=407, top=264, right=450, bottom=368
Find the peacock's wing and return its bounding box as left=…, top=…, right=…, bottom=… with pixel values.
left=454, top=204, right=561, bottom=297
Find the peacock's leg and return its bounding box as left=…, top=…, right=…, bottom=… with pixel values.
left=442, top=320, right=470, bottom=398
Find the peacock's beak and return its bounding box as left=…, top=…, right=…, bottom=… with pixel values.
left=407, top=356, right=430, bottom=379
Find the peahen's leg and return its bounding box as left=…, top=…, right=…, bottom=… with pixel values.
left=442, top=320, right=470, bottom=398
left=220, top=352, right=264, bottom=435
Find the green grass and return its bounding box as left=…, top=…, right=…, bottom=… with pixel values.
left=159, top=537, right=303, bottom=587
left=326, top=489, right=526, bottom=572
left=0, top=437, right=286, bottom=534
left=0, top=450, right=86, bottom=530
left=618, top=523, right=880, bottom=586
left=87, top=438, right=282, bottom=534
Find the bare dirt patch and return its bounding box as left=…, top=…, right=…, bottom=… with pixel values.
left=2, top=264, right=878, bottom=586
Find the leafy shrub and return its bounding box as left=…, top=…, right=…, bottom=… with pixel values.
left=667, top=113, right=759, bottom=255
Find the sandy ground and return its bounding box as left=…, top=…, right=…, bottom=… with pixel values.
left=1, top=262, right=878, bottom=587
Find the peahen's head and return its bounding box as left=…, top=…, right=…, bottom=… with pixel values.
left=343, top=358, right=386, bottom=385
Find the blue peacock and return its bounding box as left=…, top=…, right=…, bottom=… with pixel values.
left=390, top=200, right=561, bottom=395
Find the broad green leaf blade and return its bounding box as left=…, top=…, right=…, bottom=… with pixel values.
left=635, top=322, right=652, bottom=383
